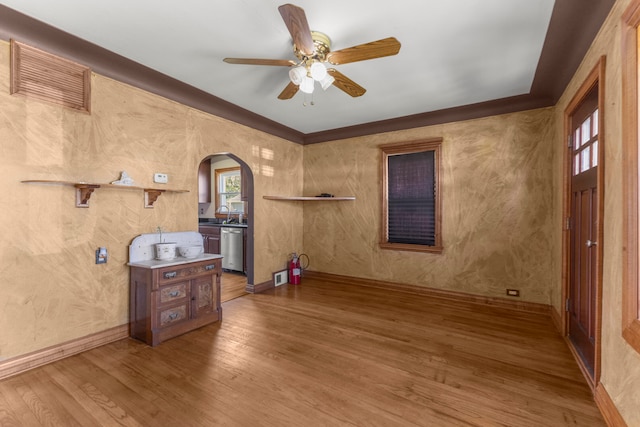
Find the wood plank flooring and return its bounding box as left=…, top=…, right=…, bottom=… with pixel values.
left=220, top=271, right=248, bottom=303
left=0, top=276, right=604, bottom=426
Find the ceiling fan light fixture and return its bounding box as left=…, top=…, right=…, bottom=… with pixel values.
left=310, top=61, right=327, bottom=81
left=319, top=74, right=335, bottom=90
left=225, top=5, right=401, bottom=101
left=289, top=66, right=306, bottom=85
left=300, top=75, right=315, bottom=94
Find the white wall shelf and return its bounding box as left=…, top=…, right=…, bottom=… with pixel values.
left=263, top=195, right=355, bottom=201
left=22, top=180, right=189, bottom=208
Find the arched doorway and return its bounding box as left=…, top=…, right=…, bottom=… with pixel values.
left=198, top=153, right=254, bottom=298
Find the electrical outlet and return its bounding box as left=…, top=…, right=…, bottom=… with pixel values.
left=506, top=289, right=520, bottom=297
left=273, top=270, right=288, bottom=286
left=95, top=247, right=108, bottom=264
left=153, top=173, right=168, bottom=184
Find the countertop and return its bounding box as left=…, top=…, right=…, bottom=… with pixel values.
left=128, top=253, right=223, bottom=269
left=129, top=231, right=217, bottom=268
left=198, top=221, right=247, bottom=228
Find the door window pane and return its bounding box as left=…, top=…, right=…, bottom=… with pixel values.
left=582, top=146, right=591, bottom=172
left=581, top=117, right=591, bottom=145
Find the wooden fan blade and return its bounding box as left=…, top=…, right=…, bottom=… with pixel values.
left=278, top=4, right=314, bottom=56
left=327, top=69, right=366, bottom=97
left=224, top=58, right=296, bottom=66
left=327, top=37, right=401, bottom=65
left=278, top=81, right=299, bottom=100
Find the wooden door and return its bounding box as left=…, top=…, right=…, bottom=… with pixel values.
left=567, top=84, right=600, bottom=377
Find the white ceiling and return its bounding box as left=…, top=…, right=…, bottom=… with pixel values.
left=2, top=1, right=556, bottom=134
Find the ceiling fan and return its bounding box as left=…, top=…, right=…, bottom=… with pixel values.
left=223, top=3, right=401, bottom=100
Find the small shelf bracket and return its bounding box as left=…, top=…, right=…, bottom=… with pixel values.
left=75, top=184, right=101, bottom=208
left=144, top=189, right=165, bottom=208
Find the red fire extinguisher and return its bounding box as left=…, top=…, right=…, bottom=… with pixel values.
left=289, top=253, right=301, bottom=285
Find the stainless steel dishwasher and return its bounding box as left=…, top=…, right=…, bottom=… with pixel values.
left=220, top=227, right=243, bottom=272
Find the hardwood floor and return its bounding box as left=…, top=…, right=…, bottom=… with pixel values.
left=0, top=276, right=604, bottom=426
left=220, top=271, right=248, bottom=303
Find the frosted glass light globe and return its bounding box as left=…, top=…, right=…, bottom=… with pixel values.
left=299, top=76, right=315, bottom=94
left=289, top=66, right=306, bottom=85
left=310, top=62, right=327, bottom=81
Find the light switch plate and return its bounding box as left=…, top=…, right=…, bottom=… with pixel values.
left=154, top=173, right=168, bottom=184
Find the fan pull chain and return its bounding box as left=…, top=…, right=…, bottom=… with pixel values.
left=303, top=91, right=315, bottom=107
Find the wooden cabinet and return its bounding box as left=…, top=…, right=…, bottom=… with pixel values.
left=198, top=159, right=211, bottom=203
left=199, top=225, right=220, bottom=254
left=129, top=258, right=222, bottom=346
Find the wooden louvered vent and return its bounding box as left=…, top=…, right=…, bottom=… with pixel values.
left=10, top=40, right=91, bottom=113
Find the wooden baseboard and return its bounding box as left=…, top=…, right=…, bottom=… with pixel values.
left=0, top=324, right=129, bottom=380
left=595, top=382, right=628, bottom=427
left=551, top=305, right=563, bottom=334
left=245, top=279, right=274, bottom=294
left=303, top=270, right=551, bottom=315
left=563, top=334, right=596, bottom=392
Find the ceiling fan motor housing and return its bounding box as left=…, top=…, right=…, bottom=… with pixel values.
left=294, top=31, right=331, bottom=63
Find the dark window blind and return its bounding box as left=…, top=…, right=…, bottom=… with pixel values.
left=387, top=151, right=436, bottom=245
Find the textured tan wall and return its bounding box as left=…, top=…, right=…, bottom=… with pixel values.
left=0, top=40, right=303, bottom=359
left=553, top=0, right=640, bottom=424
left=302, top=108, right=556, bottom=304
left=3, top=1, right=639, bottom=420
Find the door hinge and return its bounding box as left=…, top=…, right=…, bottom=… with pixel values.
left=565, top=298, right=570, bottom=312
left=565, top=217, right=571, bottom=230
left=568, top=134, right=573, bottom=149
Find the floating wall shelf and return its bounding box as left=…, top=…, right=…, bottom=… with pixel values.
left=22, top=180, right=189, bottom=208
left=263, top=195, right=356, bottom=201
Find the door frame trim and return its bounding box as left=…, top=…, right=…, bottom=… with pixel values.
left=621, top=0, right=640, bottom=357
left=200, top=153, right=254, bottom=286
left=561, top=56, right=606, bottom=390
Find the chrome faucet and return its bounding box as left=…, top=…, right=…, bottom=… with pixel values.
left=217, top=205, right=230, bottom=223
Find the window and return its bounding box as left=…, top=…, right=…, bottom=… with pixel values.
left=622, top=0, right=640, bottom=354
left=215, top=167, right=243, bottom=215
left=380, top=138, right=442, bottom=253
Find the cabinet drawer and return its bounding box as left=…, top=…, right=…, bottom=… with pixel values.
left=158, top=282, right=188, bottom=305
left=157, top=261, right=219, bottom=285
left=199, top=226, right=220, bottom=237
left=158, top=304, right=188, bottom=327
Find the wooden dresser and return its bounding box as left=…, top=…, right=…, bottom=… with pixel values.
left=128, top=231, right=223, bottom=346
